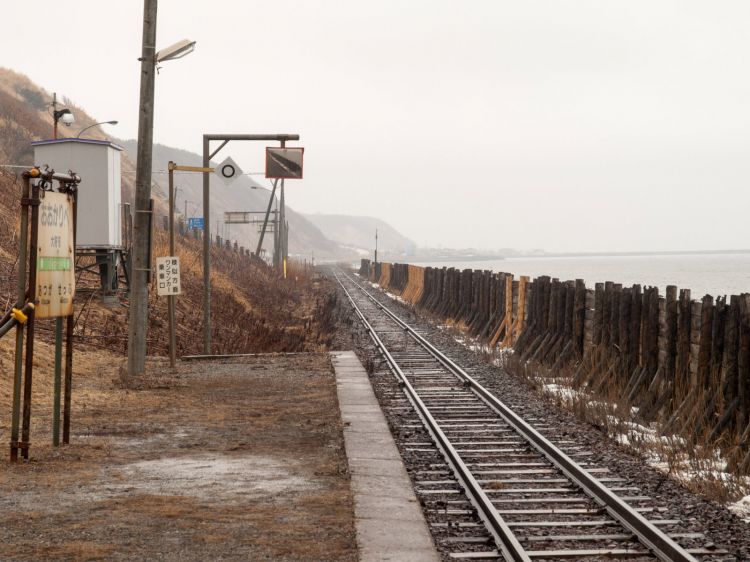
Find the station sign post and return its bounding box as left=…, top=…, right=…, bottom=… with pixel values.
left=10, top=168, right=81, bottom=462
left=157, top=255, right=182, bottom=368
left=36, top=192, right=75, bottom=319
left=36, top=190, right=77, bottom=450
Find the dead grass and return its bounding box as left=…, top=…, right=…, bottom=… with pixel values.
left=0, top=354, right=357, bottom=561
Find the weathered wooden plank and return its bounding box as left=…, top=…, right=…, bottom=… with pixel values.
left=573, top=279, right=586, bottom=357
left=593, top=283, right=604, bottom=346
left=630, top=284, right=642, bottom=369
left=738, top=295, right=750, bottom=428
left=664, top=286, right=678, bottom=387
left=722, top=295, right=740, bottom=413
left=697, top=295, right=714, bottom=389
left=602, top=281, right=613, bottom=346
left=675, top=289, right=692, bottom=399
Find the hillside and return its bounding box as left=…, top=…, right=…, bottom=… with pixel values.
left=0, top=65, right=418, bottom=266
left=304, top=213, right=417, bottom=261
left=0, top=67, right=338, bottom=359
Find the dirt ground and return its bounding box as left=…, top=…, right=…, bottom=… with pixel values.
left=0, top=348, right=357, bottom=561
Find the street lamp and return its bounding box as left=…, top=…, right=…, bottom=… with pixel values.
left=126, top=0, right=197, bottom=379
left=76, top=120, right=118, bottom=139
left=51, top=92, right=75, bottom=139
left=155, top=39, right=196, bottom=63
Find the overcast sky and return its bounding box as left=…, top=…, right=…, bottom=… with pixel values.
left=3, top=1, right=749, bottom=252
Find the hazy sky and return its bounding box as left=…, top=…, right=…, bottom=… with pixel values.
left=3, top=1, right=749, bottom=252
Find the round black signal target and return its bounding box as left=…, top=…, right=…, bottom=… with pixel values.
left=213, top=156, right=243, bottom=186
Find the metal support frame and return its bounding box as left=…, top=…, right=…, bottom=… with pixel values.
left=224, top=210, right=278, bottom=224
left=11, top=168, right=80, bottom=461
left=256, top=179, right=278, bottom=260
left=74, top=249, right=127, bottom=294
left=168, top=163, right=177, bottom=368
left=201, top=133, right=299, bottom=355
left=20, top=179, right=42, bottom=458
left=166, top=162, right=213, bottom=367
left=10, top=173, right=32, bottom=461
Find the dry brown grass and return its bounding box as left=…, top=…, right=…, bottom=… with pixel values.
left=503, top=349, right=750, bottom=504
left=0, top=354, right=357, bottom=561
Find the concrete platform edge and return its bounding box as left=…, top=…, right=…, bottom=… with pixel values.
left=331, top=351, right=439, bottom=562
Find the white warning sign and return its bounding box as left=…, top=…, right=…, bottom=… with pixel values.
left=156, top=256, right=182, bottom=296
left=214, top=156, right=243, bottom=186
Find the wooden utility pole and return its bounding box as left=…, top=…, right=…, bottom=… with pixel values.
left=127, top=0, right=158, bottom=377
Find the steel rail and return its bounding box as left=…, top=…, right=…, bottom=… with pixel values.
left=334, top=272, right=531, bottom=562
left=339, top=270, right=698, bottom=562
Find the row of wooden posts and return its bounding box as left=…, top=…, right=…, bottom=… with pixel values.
left=360, top=259, right=750, bottom=474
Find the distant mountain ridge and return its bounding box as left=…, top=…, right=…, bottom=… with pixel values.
left=303, top=214, right=417, bottom=260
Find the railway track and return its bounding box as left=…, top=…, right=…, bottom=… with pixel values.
left=335, top=270, right=726, bottom=562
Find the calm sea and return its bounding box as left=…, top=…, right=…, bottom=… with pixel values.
left=412, top=254, right=750, bottom=298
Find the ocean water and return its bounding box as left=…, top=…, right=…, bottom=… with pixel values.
left=412, top=253, right=750, bottom=298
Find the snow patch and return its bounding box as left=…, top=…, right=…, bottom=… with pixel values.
left=540, top=380, right=749, bottom=518
left=729, top=496, right=750, bottom=523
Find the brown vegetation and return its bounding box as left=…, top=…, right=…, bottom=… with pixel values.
left=0, top=353, right=357, bottom=561
left=0, top=67, right=337, bottom=362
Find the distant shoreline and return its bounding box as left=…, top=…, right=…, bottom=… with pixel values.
left=511, top=249, right=750, bottom=259
left=407, top=255, right=505, bottom=263
left=408, top=249, right=750, bottom=264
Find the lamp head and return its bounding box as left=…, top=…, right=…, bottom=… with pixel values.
left=155, top=39, right=196, bottom=63
left=60, top=110, right=75, bottom=126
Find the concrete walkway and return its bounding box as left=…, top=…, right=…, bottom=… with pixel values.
left=332, top=351, right=440, bottom=562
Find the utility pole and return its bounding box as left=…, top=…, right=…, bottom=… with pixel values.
left=375, top=228, right=378, bottom=263
left=273, top=196, right=280, bottom=268
left=279, top=138, right=287, bottom=277
left=280, top=178, right=286, bottom=276
left=126, top=0, right=158, bottom=378
left=52, top=93, right=58, bottom=139
left=167, top=162, right=177, bottom=368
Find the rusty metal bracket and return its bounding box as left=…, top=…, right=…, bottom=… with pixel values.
left=20, top=197, right=40, bottom=207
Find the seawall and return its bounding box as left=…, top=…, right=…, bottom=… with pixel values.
left=358, top=258, right=750, bottom=475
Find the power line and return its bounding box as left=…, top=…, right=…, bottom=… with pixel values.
left=122, top=170, right=267, bottom=176
left=1, top=164, right=266, bottom=177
